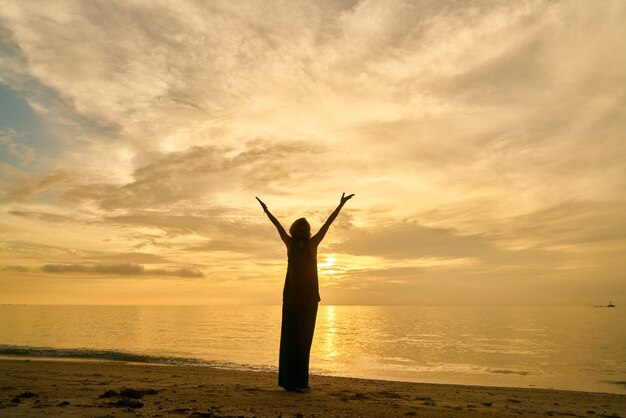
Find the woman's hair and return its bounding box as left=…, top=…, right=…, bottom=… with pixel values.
left=290, top=218, right=311, bottom=240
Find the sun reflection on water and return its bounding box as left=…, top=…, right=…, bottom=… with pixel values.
left=316, top=305, right=339, bottom=360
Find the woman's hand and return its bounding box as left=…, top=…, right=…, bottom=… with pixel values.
left=340, top=192, right=355, bottom=204
left=256, top=197, right=268, bottom=211
left=256, top=197, right=290, bottom=245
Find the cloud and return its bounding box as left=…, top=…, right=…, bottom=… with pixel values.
left=40, top=263, right=203, bottom=278
left=151, top=267, right=204, bottom=278
left=0, top=165, right=70, bottom=204
left=2, top=265, right=29, bottom=273
left=1, top=128, right=36, bottom=166
left=63, top=140, right=324, bottom=211
left=7, top=143, right=36, bottom=166
left=8, top=210, right=74, bottom=223
left=100, top=208, right=287, bottom=258
left=333, top=220, right=494, bottom=260
left=90, top=252, right=169, bottom=265
left=0, top=128, right=20, bottom=143
left=329, top=216, right=579, bottom=283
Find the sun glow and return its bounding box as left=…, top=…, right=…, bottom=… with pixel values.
left=319, top=256, right=338, bottom=275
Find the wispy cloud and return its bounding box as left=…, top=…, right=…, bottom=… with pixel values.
left=8, top=210, right=75, bottom=223
left=0, top=166, right=70, bottom=204
left=62, top=140, right=324, bottom=211
left=40, top=263, right=203, bottom=278
left=2, top=265, right=29, bottom=273
left=0, top=128, right=36, bottom=166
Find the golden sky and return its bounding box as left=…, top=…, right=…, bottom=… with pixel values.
left=1, top=1, right=625, bottom=305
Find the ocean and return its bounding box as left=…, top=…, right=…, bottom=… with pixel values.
left=1, top=305, right=624, bottom=394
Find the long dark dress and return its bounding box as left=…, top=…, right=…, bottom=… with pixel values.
left=278, top=239, right=320, bottom=391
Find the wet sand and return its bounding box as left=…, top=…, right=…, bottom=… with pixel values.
left=0, top=358, right=624, bottom=417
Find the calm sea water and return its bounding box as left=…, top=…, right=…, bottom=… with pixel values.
left=0, top=305, right=624, bottom=394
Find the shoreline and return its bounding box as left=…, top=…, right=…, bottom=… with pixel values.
left=1, top=358, right=625, bottom=417
left=2, top=351, right=624, bottom=395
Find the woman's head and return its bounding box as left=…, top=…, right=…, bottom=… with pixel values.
left=290, top=218, right=311, bottom=240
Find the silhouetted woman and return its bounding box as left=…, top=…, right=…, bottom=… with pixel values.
left=256, top=193, right=354, bottom=392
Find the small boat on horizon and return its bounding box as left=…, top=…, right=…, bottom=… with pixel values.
left=593, top=301, right=616, bottom=308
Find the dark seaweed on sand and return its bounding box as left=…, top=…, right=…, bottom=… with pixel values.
left=98, top=388, right=158, bottom=399
left=106, top=398, right=144, bottom=408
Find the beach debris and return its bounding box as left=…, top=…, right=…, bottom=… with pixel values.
left=415, top=396, right=436, bottom=406
left=167, top=407, right=192, bottom=413
left=98, top=387, right=158, bottom=409
left=377, top=390, right=401, bottom=399
left=57, top=400, right=70, bottom=406
left=15, top=391, right=38, bottom=399
left=188, top=412, right=248, bottom=418
left=190, top=412, right=212, bottom=417
left=121, top=388, right=158, bottom=398
left=482, top=401, right=493, bottom=407
left=98, top=389, right=118, bottom=399
left=98, top=387, right=158, bottom=399
left=11, top=391, right=38, bottom=404
left=107, top=398, right=143, bottom=408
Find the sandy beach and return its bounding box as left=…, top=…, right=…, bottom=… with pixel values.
left=0, top=358, right=624, bottom=417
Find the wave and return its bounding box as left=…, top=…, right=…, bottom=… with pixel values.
left=0, top=344, right=275, bottom=373
left=0, top=344, right=203, bottom=364
left=489, top=369, right=532, bottom=376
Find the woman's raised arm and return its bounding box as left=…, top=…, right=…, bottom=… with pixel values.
left=311, top=193, right=354, bottom=245
left=256, top=197, right=291, bottom=246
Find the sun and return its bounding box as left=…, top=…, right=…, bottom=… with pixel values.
left=319, top=256, right=337, bottom=275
